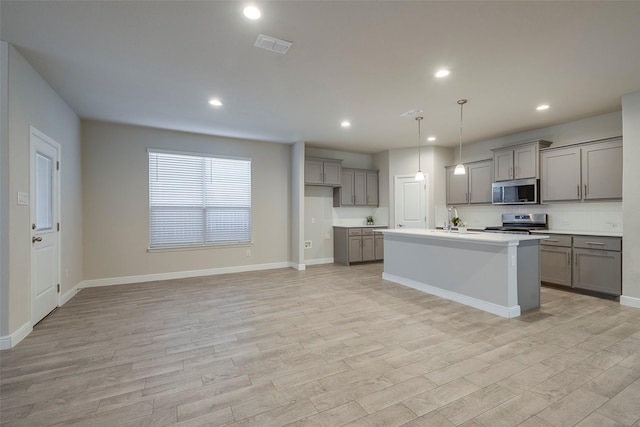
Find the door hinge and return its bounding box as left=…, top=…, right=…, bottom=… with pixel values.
left=57, top=284, right=60, bottom=293
left=56, top=161, right=60, bottom=170
left=57, top=222, right=60, bottom=232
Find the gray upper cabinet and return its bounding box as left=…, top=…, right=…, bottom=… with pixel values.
left=540, top=137, right=622, bottom=203
left=334, top=168, right=379, bottom=207
left=493, top=140, right=552, bottom=181
left=468, top=160, right=493, bottom=204
left=366, top=172, right=379, bottom=206
left=582, top=139, right=623, bottom=201
left=446, top=159, right=493, bottom=205
left=304, top=157, right=342, bottom=186
left=446, top=165, right=469, bottom=205
left=540, top=146, right=582, bottom=202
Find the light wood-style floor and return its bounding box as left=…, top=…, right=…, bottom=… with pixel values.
left=1, top=263, right=639, bottom=426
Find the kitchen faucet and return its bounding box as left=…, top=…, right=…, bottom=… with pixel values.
left=447, top=206, right=458, bottom=232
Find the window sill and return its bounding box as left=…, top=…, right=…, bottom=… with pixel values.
left=147, top=242, right=253, bottom=253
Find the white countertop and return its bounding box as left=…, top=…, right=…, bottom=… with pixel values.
left=530, top=229, right=623, bottom=238
left=381, top=228, right=548, bottom=244
left=333, top=224, right=388, bottom=228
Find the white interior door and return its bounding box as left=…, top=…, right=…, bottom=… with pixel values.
left=394, top=175, right=427, bottom=229
left=30, top=127, right=60, bottom=325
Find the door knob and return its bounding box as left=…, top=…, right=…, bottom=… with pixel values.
left=32, top=236, right=42, bottom=243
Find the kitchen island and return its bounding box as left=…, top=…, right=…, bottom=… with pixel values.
left=381, top=229, right=549, bottom=318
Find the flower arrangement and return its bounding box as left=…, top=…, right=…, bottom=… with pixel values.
left=366, top=216, right=374, bottom=225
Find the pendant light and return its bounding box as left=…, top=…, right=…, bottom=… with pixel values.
left=415, top=116, right=425, bottom=181
left=454, top=99, right=468, bottom=175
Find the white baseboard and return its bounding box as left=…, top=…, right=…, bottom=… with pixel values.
left=0, top=321, right=33, bottom=350
left=305, top=257, right=334, bottom=266
left=620, top=295, right=640, bottom=309
left=80, top=262, right=293, bottom=288
left=382, top=272, right=521, bottom=319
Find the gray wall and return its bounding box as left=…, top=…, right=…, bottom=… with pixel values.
left=622, top=91, right=640, bottom=302
left=81, top=120, right=292, bottom=281
left=5, top=45, right=82, bottom=334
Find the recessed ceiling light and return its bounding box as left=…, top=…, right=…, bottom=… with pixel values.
left=536, top=104, right=550, bottom=111
left=243, top=6, right=261, bottom=20
left=341, top=121, right=351, bottom=128
left=427, top=136, right=436, bottom=142
left=435, top=69, right=450, bottom=78
left=208, top=99, right=223, bottom=107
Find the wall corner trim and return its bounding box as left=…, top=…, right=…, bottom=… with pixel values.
left=620, top=295, right=640, bottom=309
left=289, top=262, right=306, bottom=271
left=60, top=284, right=81, bottom=306
left=0, top=321, right=33, bottom=350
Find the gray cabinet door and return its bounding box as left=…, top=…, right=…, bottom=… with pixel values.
left=540, top=146, right=581, bottom=202
left=468, top=160, right=492, bottom=204
left=513, top=143, right=537, bottom=179
left=573, top=248, right=621, bottom=295
left=366, top=172, right=379, bottom=206
left=340, top=170, right=355, bottom=205
left=582, top=139, right=622, bottom=201
left=446, top=166, right=469, bottom=205
left=541, top=246, right=572, bottom=287
left=354, top=171, right=367, bottom=205
left=323, top=160, right=342, bottom=186
left=493, top=149, right=514, bottom=181
left=304, top=159, right=324, bottom=184
left=362, top=236, right=375, bottom=261
left=374, top=235, right=384, bottom=260
left=348, top=236, right=362, bottom=263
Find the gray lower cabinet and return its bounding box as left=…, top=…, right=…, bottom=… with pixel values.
left=540, top=235, right=572, bottom=287
left=334, top=226, right=385, bottom=265
left=541, top=234, right=622, bottom=295
left=572, top=236, right=622, bottom=295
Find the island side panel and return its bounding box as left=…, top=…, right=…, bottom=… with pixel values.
left=516, top=240, right=541, bottom=311
left=382, top=233, right=519, bottom=316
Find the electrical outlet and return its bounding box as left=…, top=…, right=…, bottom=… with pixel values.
left=311, top=217, right=315, bottom=224
left=246, top=249, right=251, bottom=257
left=304, top=240, right=312, bottom=249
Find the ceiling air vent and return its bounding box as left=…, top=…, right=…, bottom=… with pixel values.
left=254, top=34, right=292, bottom=54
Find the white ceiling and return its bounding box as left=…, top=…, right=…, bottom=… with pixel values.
left=2, top=1, right=640, bottom=153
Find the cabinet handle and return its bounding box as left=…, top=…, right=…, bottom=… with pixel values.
left=585, top=241, right=605, bottom=246
left=567, top=252, right=570, bottom=265
left=584, top=185, right=588, bottom=197
left=514, top=166, right=518, bottom=178
left=509, top=167, right=512, bottom=178
left=577, top=184, right=580, bottom=197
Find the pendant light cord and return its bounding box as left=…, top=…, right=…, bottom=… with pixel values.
left=416, top=116, right=423, bottom=171
left=457, top=99, right=467, bottom=163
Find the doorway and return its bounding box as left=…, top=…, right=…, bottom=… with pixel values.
left=30, top=126, right=60, bottom=325
left=394, top=175, right=428, bottom=229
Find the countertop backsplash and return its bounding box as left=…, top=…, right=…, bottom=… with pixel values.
left=332, top=206, right=389, bottom=227
left=449, top=202, right=622, bottom=234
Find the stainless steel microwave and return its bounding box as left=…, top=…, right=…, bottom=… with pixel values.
left=492, top=178, right=539, bottom=205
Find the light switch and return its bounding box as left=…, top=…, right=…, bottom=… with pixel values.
left=17, top=192, right=29, bottom=206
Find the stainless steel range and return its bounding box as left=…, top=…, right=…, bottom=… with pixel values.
left=485, top=213, right=547, bottom=235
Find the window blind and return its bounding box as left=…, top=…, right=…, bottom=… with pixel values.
left=149, top=151, right=251, bottom=248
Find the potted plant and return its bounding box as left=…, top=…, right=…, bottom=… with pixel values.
left=366, top=216, right=374, bottom=225
left=451, top=217, right=468, bottom=233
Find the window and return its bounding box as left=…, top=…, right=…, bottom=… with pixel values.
left=148, top=150, right=251, bottom=248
